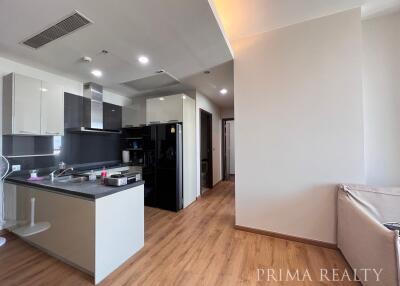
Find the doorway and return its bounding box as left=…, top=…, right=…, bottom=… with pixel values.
left=200, top=109, right=213, bottom=194
left=222, top=118, right=235, bottom=181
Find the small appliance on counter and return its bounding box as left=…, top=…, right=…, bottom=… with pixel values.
left=104, top=174, right=127, bottom=186
left=103, top=172, right=141, bottom=187
left=122, top=150, right=130, bottom=163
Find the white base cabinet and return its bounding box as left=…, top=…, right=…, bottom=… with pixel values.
left=95, top=186, right=144, bottom=283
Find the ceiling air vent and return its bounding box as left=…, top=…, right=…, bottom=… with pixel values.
left=122, top=71, right=181, bottom=91
left=22, top=11, right=92, bottom=49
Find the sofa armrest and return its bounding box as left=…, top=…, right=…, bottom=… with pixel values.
left=338, top=190, right=399, bottom=286
left=340, top=184, right=400, bottom=223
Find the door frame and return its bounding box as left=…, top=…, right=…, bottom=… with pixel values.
left=200, top=109, right=213, bottom=191
left=222, top=118, right=234, bottom=181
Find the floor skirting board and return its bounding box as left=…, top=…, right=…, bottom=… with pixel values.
left=234, top=225, right=337, bottom=250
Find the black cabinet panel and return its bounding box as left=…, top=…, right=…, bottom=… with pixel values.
left=103, top=102, right=122, bottom=130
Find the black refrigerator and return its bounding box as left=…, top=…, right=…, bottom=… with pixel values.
left=142, top=123, right=183, bottom=212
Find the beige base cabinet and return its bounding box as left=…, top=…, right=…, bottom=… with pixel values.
left=2, top=73, right=64, bottom=135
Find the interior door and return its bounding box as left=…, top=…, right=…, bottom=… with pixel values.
left=200, top=110, right=213, bottom=190
left=225, top=121, right=231, bottom=180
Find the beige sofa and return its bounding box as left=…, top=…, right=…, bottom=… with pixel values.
left=338, top=184, right=400, bottom=286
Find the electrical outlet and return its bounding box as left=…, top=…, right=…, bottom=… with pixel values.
left=12, top=165, right=21, bottom=171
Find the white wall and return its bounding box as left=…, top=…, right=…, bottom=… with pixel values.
left=234, top=9, right=365, bottom=243
left=363, top=11, right=400, bottom=187
left=196, top=92, right=222, bottom=196
left=221, top=107, right=234, bottom=119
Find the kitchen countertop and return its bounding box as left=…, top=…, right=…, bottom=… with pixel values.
left=5, top=176, right=145, bottom=200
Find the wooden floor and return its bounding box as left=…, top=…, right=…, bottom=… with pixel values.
left=0, top=181, right=358, bottom=286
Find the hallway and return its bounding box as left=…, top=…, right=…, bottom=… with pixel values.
left=0, top=181, right=357, bottom=285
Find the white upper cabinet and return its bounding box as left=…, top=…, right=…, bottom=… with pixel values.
left=13, top=73, right=42, bottom=135
left=2, top=73, right=64, bottom=135
left=40, top=81, right=64, bottom=136
left=146, top=94, right=184, bottom=124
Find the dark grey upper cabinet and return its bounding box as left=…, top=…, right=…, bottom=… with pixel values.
left=64, top=92, right=84, bottom=129
left=64, top=93, right=122, bottom=130
left=103, top=102, right=122, bottom=130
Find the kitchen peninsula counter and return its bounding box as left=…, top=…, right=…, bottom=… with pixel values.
left=4, top=177, right=144, bottom=284
left=6, top=176, right=144, bottom=200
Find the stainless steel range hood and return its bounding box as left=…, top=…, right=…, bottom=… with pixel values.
left=68, top=83, right=121, bottom=134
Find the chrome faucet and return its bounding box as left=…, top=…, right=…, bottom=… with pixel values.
left=49, top=166, right=74, bottom=182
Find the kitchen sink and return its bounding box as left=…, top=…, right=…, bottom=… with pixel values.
left=50, top=175, right=88, bottom=183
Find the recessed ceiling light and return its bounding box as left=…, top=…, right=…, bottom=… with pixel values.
left=40, top=88, right=48, bottom=92
left=159, top=97, right=165, bottom=101
left=91, top=69, right=102, bottom=77
left=138, top=56, right=149, bottom=65
left=220, top=88, right=228, bottom=95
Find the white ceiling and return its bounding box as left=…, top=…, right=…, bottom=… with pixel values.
left=362, top=0, right=400, bottom=19
left=128, top=60, right=234, bottom=108
left=213, top=0, right=400, bottom=42
left=212, top=0, right=364, bottom=42
left=2, top=1, right=397, bottom=110
left=0, top=0, right=233, bottom=107
left=183, top=60, right=233, bottom=107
